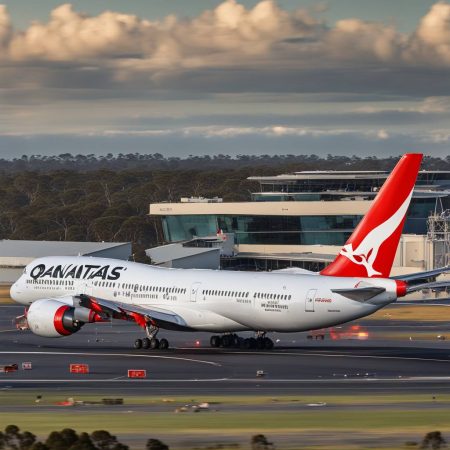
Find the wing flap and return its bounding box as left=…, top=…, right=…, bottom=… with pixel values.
left=76, top=294, right=191, bottom=330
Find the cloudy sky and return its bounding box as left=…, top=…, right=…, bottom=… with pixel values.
left=1, top=0, right=450, bottom=158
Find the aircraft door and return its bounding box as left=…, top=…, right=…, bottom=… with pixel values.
left=190, top=282, right=201, bottom=302
left=305, top=289, right=317, bottom=312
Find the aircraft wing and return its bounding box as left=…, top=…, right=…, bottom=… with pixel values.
left=391, top=266, right=450, bottom=284
left=75, top=294, right=192, bottom=331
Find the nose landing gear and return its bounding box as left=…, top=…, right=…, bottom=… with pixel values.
left=133, top=325, right=170, bottom=351
left=210, top=332, right=274, bottom=350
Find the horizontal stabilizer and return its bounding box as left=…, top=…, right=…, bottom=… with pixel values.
left=331, top=286, right=386, bottom=302
left=406, top=281, right=450, bottom=294
left=392, top=266, right=450, bottom=285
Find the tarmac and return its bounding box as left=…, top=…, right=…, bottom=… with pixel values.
left=2, top=305, right=450, bottom=395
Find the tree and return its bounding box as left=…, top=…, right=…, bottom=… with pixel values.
left=30, top=444, right=49, bottom=450
left=251, top=434, right=274, bottom=450
left=0, top=425, right=37, bottom=450
left=45, top=429, right=79, bottom=450
left=421, top=431, right=446, bottom=449
left=68, top=433, right=96, bottom=450
left=90, top=431, right=128, bottom=450
left=146, top=439, right=169, bottom=450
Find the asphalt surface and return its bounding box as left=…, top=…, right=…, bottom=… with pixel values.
left=2, top=305, right=450, bottom=395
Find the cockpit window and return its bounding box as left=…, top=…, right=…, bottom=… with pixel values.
left=23, top=268, right=27, bottom=274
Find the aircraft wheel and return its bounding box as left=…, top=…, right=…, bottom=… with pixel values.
left=159, top=338, right=169, bottom=350
left=150, top=338, right=160, bottom=349
left=142, top=337, right=150, bottom=349
left=210, top=336, right=221, bottom=347
left=256, top=337, right=265, bottom=350
left=221, top=335, right=232, bottom=347
left=134, top=338, right=143, bottom=349
left=263, top=337, right=274, bottom=350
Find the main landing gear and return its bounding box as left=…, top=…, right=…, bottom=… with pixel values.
left=210, top=332, right=274, bottom=350
left=134, top=324, right=170, bottom=351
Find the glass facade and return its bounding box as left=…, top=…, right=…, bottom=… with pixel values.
left=162, top=197, right=438, bottom=246
left=254, top=172, right=450, bottom=196
left=163, top=214, right=361, bottom=245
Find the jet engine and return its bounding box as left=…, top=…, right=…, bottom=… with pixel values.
left=26, top=299, right=90, bottom=338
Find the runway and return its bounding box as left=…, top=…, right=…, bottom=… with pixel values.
left=2, top=305, right=450, bottom=394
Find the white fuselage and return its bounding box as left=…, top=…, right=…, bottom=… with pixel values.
left=11, top=256, right=399, bottom=333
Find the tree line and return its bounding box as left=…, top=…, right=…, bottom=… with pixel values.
left=0, top=153, right=449, bottom=173
left=0, top=425, right=446, bottom=449
left=0, top=425, right=166, bottom=450
left=0, top=154, right=448, bottom=260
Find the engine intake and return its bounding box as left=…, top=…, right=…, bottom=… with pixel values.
left=27, top=299, right=84, bottom=338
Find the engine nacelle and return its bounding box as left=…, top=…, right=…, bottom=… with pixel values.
left=27, top=299, right=84, bottom=338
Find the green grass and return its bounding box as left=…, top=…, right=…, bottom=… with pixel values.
left=0, top=410, right=449, bottom=434
left=1, top=392, right=449, bottom=406
left=0, top=393, right=447, bottom=449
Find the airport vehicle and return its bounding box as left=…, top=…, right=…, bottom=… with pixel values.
left=0, top=363, right=18, bottom=373
left=10, top=154, right=449, bottom=350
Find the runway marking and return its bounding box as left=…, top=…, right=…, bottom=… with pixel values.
left=0, top=351, right=221, bottom=367
left=2, top=376, right=450, bottom=384
left=222, top=350, right=450, bottom=363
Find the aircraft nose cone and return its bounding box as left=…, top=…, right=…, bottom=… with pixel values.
left=9, top=282, right=21, bottom=301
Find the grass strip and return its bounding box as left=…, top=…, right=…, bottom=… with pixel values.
left=0, top=393, right=449, bottom=406
left=0, top=410, right=449, bottom=434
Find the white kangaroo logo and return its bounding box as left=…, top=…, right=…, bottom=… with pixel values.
left=340, top=189, right=413, bottom=277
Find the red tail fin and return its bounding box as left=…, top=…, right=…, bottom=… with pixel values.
left=320, top=153, right=423, bottom=278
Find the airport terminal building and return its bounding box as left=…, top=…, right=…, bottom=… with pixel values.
left=149, top=170, right=450, bottom=276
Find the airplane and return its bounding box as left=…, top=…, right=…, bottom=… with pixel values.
left=9, top=153, right=449, bottom=350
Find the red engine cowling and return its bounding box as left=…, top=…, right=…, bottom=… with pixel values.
left=27, top=299, right=84, bottom=338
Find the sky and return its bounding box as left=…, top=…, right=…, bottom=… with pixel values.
left=0, top=0, right=450, bottom=159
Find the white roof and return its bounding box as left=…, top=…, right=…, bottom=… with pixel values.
left=0, top=240, right=129, bottom=258
left=146, top=243, right=219, bottom=264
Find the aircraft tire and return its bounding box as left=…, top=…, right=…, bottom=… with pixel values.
left=263, top=337, right=274, bottom=350
left=210, top=336, right=221, bottom=347
left=221, top=335, right=232, bottom=347
left=134, top=338, right=143, bottom=349
left=159, top=338, right=169, bottom=350
left=256, top=337, right=265, bottom=350
left=142, top=338, right=150, bottom=349
left=150, top=338, right=160, bottom=349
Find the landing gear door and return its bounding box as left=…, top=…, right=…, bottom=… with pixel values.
left=305, top=289, right=317, bottom=312
left=190, top=282, right=201, bottom=302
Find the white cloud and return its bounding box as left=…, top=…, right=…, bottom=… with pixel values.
left=1, top=0, right=450, bottom=98
left=2, top=0, right=450, bottom=69
left=377, top=129, right=389, bottom=140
